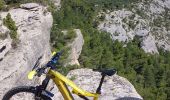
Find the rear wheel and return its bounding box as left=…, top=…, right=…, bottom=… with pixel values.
left=2, top=86, right=52, bottom=100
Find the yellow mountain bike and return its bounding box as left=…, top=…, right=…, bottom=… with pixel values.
left=2, top=51, right=116, bottom=100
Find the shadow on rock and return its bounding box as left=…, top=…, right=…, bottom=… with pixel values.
left=116, top=97, right=142, bottom=100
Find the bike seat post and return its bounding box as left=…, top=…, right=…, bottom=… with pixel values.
left=96, top=74, right=106, bottom=94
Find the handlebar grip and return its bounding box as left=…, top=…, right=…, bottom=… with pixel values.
left=52, top=52, right=57, bottom=56
left=28, top=70, right=37, bottom=80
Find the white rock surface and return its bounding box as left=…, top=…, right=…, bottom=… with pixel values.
left=141, top=34, right=158, bottom=53
left=52, top=69, right=142, bottom=100
left=98, top=0, right=170, bottom=53
left=67, top=29, right=84, bottom=66
left=0, top=22, right=12, bottom=59
left=0, top=3, right=52, bottom=99
left=98, top=9, right=134, bottom=42
left=20, top=3, right=39, bottom=9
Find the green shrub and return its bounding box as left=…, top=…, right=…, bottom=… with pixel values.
left=3, top=13, right=17, bottom=40
left=4, top=0, right=19, bottom=4
left=0, top=0, right=5, bottom=10
left=128, top=20, right=136, bottom=29
left=64, top=29, right=77, bottom=42
left=69, top=75, right=77, bottom=81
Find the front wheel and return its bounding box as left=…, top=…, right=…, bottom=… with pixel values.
left=2, top=86, right=52, bottom=100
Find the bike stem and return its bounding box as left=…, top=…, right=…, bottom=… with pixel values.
left=96, top=74, right=106, bottom=94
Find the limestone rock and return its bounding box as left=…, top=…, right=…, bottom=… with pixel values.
left=52, top=68, right=143, bottom=100
left=141, top=34, right=158, bottom=53
left=67, top=29, right=84, bottom=66
left=98, top=0, right=170, bottom=53
left=20, top=3, right=39, bottom=10
left=0, top=23, right=12, bottom=60
left=0, top=3, right=52, bottom=99
left=98, top=9, right=134, bottom=42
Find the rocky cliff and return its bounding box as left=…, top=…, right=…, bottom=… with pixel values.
left=0, top=3, right=52, bottom=99
left=67, top=29, right=84, bottom=66
left=98, top=0, right=170, bottom=53
left=0, top=2, right=143, bottom=100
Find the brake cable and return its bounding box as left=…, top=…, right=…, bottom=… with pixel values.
left=32, top=56, right=43, bottom=70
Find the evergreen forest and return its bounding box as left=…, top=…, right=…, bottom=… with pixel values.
left=51, top=1, right=170, bottom=99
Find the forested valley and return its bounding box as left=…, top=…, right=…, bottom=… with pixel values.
left=1, top=0, right=170, bottom=99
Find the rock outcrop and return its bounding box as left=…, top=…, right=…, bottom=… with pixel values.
left=52, top=68, right=142, bottom=100
left=0, top=3, right=52, bottom=99
left=98, top=0, right=170, bottom=53
left=67, top=29, right=84, bottom=66
left=0, top=23, right=12, bottom=60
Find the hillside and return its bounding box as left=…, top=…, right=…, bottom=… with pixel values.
left=0, top=0, right=170, bottom=100
left=51, top=0, right=170, bottom=99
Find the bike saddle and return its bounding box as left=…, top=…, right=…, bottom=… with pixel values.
left=93, top=69, right=117, bottom=76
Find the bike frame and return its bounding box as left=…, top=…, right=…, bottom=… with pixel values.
left=48, top=69, right=99, bottom=100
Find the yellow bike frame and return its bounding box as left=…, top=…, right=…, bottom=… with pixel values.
left=28, top=51, right=99, bottom=100
left=47, top=69, right=99, bottom=100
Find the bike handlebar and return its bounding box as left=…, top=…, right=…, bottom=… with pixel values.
left=51, top=51, right=62, bottom=64
left=46, top=51, right=63, bottom=68
left=28, top=51, right=63, bottom=79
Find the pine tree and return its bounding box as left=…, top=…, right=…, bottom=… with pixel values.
left=3, top=13, right=17, bottom=40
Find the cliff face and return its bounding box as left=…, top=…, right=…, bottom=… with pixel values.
left=98, top=0, right=170, bottom=53
left=0, top=3, right=52, bottom=98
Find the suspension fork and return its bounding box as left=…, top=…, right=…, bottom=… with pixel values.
left=41, top=76, right=50, bottom=89
left=35, top=76, right=51, bottom=97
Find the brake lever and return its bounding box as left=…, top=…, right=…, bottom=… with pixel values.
left=32, top=56, right=43, bottom=70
